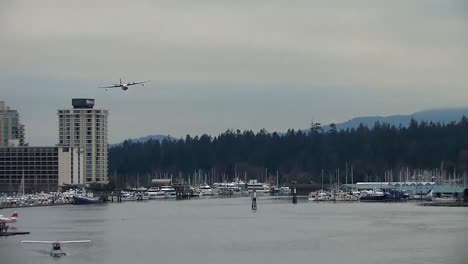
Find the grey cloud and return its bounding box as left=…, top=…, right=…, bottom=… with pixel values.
left=1, top=1, right=467, bottom=145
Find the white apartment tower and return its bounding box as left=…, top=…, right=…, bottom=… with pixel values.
left=0, top=101, right=25, bottom=147
left=58, top=99, right=108, bottom=184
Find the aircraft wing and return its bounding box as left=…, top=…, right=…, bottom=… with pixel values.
left=22, top=240, right=91, bottom=244
left=98, top=85, right=120, bottom=88
left=58, top=240, right=91, bottom=244
left=127, top=80, right=150, bottom=86
left=22, top=241, right=56, bottom=244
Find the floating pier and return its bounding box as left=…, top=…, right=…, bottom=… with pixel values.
left=0, top=222, right=30, bottom=236
left=419, top=202, right=468, bottom=207
left=0, top=231, right=30, bottom=237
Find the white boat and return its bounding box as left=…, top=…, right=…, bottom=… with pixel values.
left=360, top=189, right=384, bottom=197
left=247, top=180, right=270, bottom=194
left=198, top=185, right=214, bottom=196
left=121, top=192, right=137, bottom=201
left=430, top=190, right=458, bottom=204
left=426, top=190, right=458, bottom=203
left=135, top=192, right=150, bottom=200
left=332, top=191, right=358, bottom=201
left=147, top=187, right=166, bottom=199
left=213, top=180, right=246, bottom=195
left=279, top=186, right=291, bottom=195
left=359, top=189, right=387, bottom=202
left=308, top=190, right=332, bottom=201
left=160, top=186, right=176, bottom=198
left=432, top=196, right=458, bottom=203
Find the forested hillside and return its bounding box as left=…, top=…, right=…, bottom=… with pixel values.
left=108, top=118, right=468, bottom=186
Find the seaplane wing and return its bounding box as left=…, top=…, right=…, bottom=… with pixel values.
left=127, top=80, right=150, bottom=86
left=59, top=240, right=91, bottom=244
left=22, top=241, right=57, bottom=244
left=22, top=240, right=91, bottom=244
left=98, top=84, right=120, bottom=89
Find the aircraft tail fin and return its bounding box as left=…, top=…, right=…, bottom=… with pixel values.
left=11, top=212, right=18, bottom=219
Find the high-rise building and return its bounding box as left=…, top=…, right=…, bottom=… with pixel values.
left=0, top=101, right=25, bottom=147
left=58, top=99, right=108, bottom=184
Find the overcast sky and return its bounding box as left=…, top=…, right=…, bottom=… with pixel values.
left=1, top=0, right=467, bottom=145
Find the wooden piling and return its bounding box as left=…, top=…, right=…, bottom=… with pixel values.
left=292, top=188, right=297, bottom=204
left=251, top=190, right=257, bottom=210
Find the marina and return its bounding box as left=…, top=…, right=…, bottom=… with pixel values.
left=1, top=179, right=467, bottom=209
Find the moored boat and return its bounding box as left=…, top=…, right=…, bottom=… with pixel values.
left=147, top=187, right=166, bottom=199
left=308, top=190, right=332, bottom=201
left=73, top=195, right=103, bottom=205
left=247, top=180, right=270, bottom=195
left=121, top=192, right=137, bottom=201
left=359, top=189, right=408, bottom=202
left=198, top=185, right=214, bottom=196
left=160, top=186, right=176, bottom=198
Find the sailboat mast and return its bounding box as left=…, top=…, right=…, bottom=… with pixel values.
left=345, top=162, right=348, bottom=187
left=276, top=170, right=279, bottom=187
left=321, top=169, right=324, bottom=191
left=19, top=168, right=25, bottom=196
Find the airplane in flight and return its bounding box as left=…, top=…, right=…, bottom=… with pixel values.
left=22, top=240, right=92, bottom=258
left=98, top=78, right=150, bottom=91
left=0, top=212, right=18, bottom=223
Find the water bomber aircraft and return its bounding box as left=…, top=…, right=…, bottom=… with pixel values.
left=99, top=78, right=150, bottom=91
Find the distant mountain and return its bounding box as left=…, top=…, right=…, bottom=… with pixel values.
left=111, top=108, right=468, bottom=146
left=110, top=135, right=174, bottom=147
left=320, top=107, right=468, bottom=132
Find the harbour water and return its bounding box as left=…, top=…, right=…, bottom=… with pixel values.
left=1, top=197, right=467, bottom=264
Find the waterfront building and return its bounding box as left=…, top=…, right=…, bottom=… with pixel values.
left=0, top=101, right=25, bottom=147
left=57, top=99, right=108, bottom=184
left=0, top=146, right=83, bottom=193
left=347, top=182, right=466, bottom=196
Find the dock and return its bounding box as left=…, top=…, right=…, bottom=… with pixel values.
left=0, top=231, right=30, bottom=237
left=0, top=222, right=30, bottom=236
left=419, top=202, right=468, bottom=207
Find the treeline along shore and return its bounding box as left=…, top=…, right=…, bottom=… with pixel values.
left=109, top=118, right=468, bottom=186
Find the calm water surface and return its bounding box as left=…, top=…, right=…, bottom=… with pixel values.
left=1, top=197, right=467, bottom=264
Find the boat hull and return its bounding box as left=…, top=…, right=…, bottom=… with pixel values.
left=73, top=195, right=103, bottom=205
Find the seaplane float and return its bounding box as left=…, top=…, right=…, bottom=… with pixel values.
left=22, top=240, right=91, bottom=257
